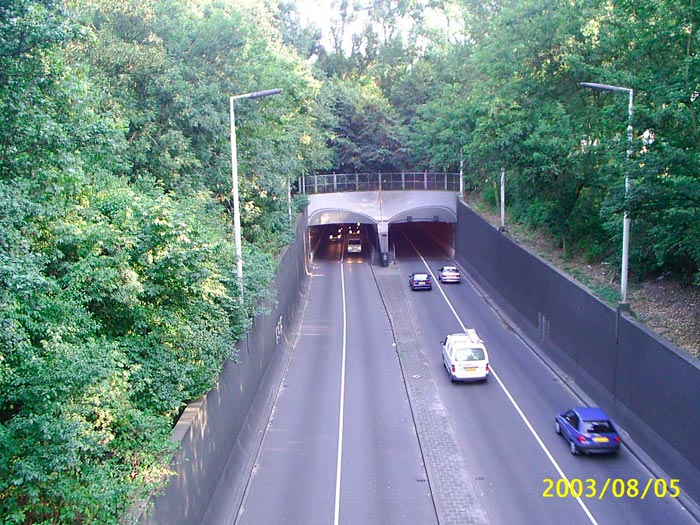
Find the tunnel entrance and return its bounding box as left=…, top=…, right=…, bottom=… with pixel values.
left=309, top=221, right=454, bottom=264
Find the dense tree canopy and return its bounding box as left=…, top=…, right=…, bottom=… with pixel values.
left=312, top=0, right=700, bottom=279
left=2, top=0, right=699, bottom=522
left=1, top=0, right=327, bottom=522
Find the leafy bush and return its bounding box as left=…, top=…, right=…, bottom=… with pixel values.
left=1, top=0, right=321, bottom=522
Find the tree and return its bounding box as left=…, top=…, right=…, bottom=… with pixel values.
left=1, top=0, right=331, bottom=521
left=590, top=0, right=700, bottom=282
left=323, top=76, right=408, bottom=172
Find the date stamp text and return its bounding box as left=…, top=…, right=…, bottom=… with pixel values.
left=543, top=478, right=681, bottom=500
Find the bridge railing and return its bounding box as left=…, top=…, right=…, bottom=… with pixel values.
left=299, top=172, right=461, bottom=194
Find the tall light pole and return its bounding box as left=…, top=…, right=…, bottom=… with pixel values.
left=580, top=81, right=634, bottom=306
left=230, top=88, right=282, bottom=298
left=500, top=167, right=506, bottom=231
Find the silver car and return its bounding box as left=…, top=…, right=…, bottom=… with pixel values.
left=438, top=266, right=461, bottom=283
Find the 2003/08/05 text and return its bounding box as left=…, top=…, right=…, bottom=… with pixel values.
left=543, top=478, right=680, bottom=500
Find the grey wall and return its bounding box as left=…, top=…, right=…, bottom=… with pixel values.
left=133, top=212, right=310, bottom=525
left=455, top=201, right=700, bottom=502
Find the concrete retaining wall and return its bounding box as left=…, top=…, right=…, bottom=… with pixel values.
left=455, top=201, right=700, bottom=503
left=134, top=212, right=309, bottom=525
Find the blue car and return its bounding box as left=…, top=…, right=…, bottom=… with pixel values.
left=555, top=407, right=621, bottom=455
left=409, top=272, right=432, bottom=290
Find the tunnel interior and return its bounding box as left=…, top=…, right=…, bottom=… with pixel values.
left=309, top=220, right=455, bottom=264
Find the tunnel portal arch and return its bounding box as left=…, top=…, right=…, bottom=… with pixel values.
left=307, top=190, right=458, bottom=260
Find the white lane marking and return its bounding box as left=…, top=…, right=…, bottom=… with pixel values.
left=407, top=239, right=600, bottom=525
left=334, top=262, right=348, bottom=525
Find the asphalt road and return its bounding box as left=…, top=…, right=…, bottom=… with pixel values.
left=215, top=236, right=437, bottom=525
left=204, top=225, right=699, bottom=525
left=392, top=223, right=698, bottom=525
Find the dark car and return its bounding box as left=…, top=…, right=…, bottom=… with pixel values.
left=409, top=272, right=432, bottom=291
left=555, top=407, right=621, bottom=455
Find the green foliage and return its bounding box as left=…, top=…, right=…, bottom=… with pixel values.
left=322, top=77, right=408, bottom=171
left=388, top=0, right=700, bottom=278
left=4, top=0, right=700, bottom=521
left=1, top=0, right=327, bottom=522
left=1, top=172, right=253, bottom=521
left=580, top=0, right=700, bottom=281
left=310, top=0, right=700, bottom=280
left=405, top=66, right=475, bottom=171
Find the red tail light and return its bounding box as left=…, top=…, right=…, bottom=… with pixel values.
left=577, top=436, right=587, bottom=443
left=614, top=436, right=621, bottom=443
left=486, top=363, right=490, bottom=372
left=451, top=364, right=456, bottom=373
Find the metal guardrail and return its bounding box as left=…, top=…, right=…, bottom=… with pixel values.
left=299, top=172, right=461, bottom=194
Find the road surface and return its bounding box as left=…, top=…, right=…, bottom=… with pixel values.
left=203, top=225, right=698, bottom=525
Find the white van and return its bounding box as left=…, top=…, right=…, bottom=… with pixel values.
left=441, top=330, right=490, bottom=382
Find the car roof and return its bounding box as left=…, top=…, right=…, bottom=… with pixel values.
left=412, top=272, right=429, bottom=278
left=442, top=266, right=458, bottom=270
left=573, top=407, right=610, bottom=420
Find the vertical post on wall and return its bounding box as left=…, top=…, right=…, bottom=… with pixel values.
left=620, top=89, right=634, bottom=307
left=229, top=97, right=243, bottom=299
left=287, top=176, right=292, bottom=223
left=500, top=167, right=506, bottom=231
left=459, top=156, right=464, bottom=196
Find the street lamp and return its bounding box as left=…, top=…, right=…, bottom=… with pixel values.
left=230, top=88, right=282, bottom=297
left=580, top=81, right=634, bottom=306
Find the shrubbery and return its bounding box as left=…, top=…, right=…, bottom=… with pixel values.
left=1, top=0, right=323, bottom=522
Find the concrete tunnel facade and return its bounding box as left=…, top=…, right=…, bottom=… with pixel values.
left=307, top=190, right=459, bottom=256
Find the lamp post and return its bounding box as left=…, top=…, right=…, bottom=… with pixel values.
left=230, top=88, right=282, bottom=297
left=580, top=81, right=634, bottom=306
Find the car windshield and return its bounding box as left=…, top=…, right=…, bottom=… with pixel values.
left=454, top=347, right=485, bottom=361
left=583, top=420, right=614, bottom=434
left=413, top=273, right=429, bottom=280
left=444, top=267, right=458, bottom=272
left=348, top=239, right=361, bottom=244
